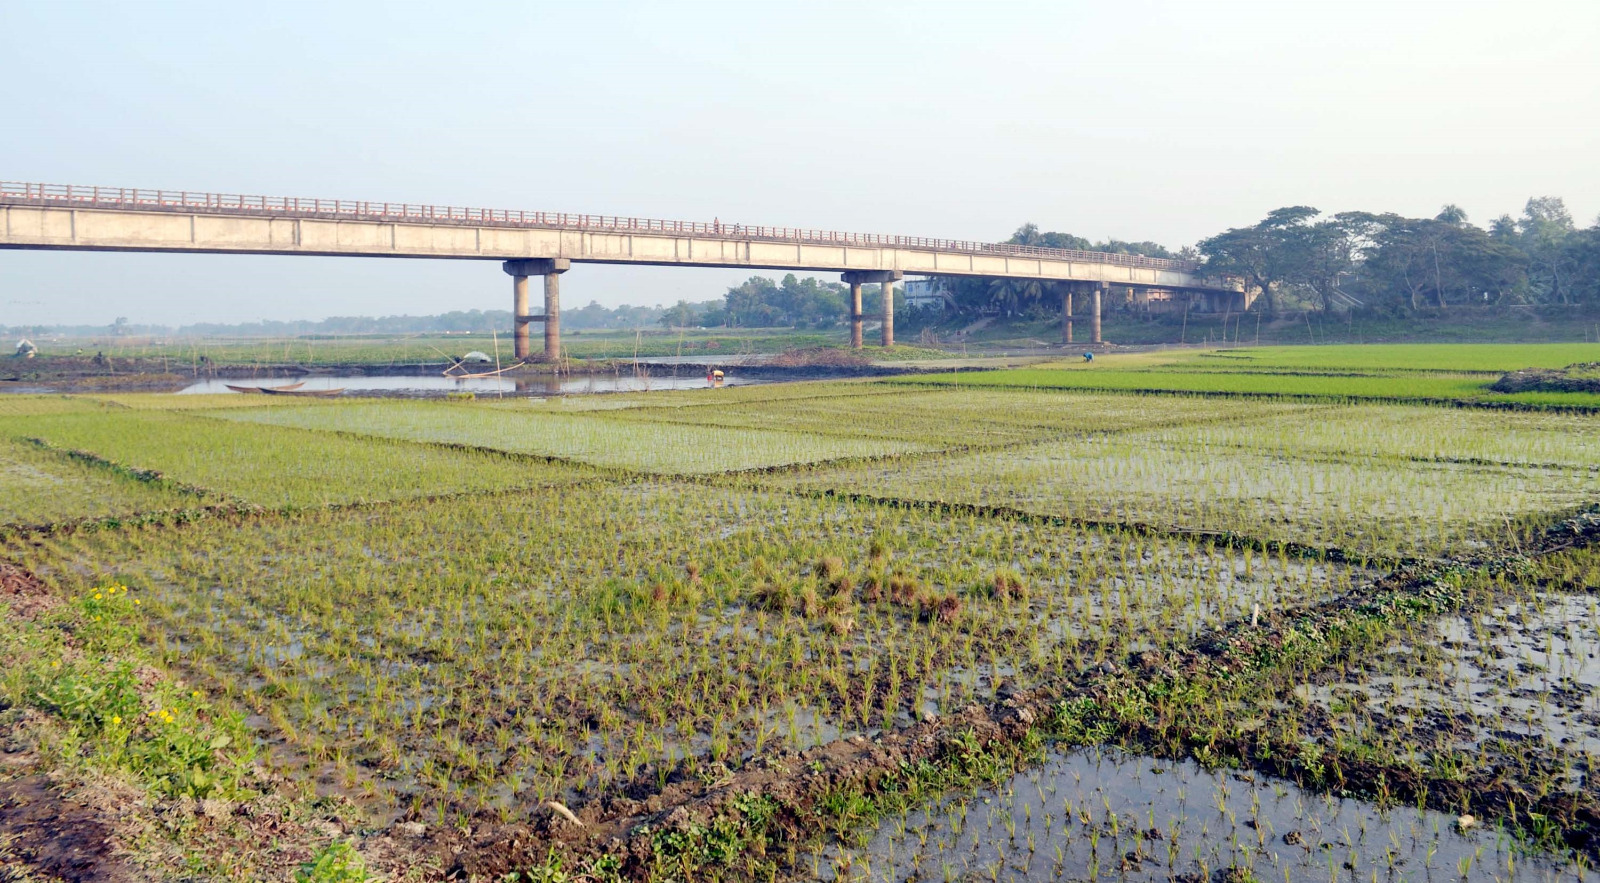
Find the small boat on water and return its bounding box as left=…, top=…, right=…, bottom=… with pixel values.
left=225, top=382, right=307, bottom=394
left=259, top=386, right=344, bottom=397
left=444, top=359, right=524, bottom=379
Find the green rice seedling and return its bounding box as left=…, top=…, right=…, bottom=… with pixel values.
left=218, top=399, right=931, bottom=474
left=15, top=409, right=596, bottom=506
left=0, top=437, right=201, bottom=527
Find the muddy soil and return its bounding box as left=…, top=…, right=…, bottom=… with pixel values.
left=0, top=775, right=138, bottom=883
left=0, top=558, right=57, bottom=620
left=445, top=509, right=1600, bottom=879
left=821, top=747, right=1586, bottom=883
left=1492, top=363, right=1600, bottom=394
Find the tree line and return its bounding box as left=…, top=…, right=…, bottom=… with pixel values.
left=658, top=274, right=902, bottom=329
left=926, top=196, right=1600, bottom=320
left=1199, top=197, right=1599, bottom=313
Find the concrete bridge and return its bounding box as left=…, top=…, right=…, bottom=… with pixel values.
left=0, top=182, right=1248, bottom=360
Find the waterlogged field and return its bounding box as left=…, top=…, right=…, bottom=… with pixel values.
left=11, top=485, right=1366, bottom=825
left=0, top=360, right=1597, bottom=882
left=218, top=400, right=931, bottom=474
left=767, top=433, right=1597, bottom=558
left=1296, top=547, right=1600, bottom=801
left=0, top=436, right=199, bottom=525
left=602, top=389, right=1321, bottom=447
left=11, top=409, right=593, bottom=506
left=820, top=748, right=1581, bottom=883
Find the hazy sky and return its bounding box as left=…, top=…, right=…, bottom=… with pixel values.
left=3, top=0, right=1597, bottom=326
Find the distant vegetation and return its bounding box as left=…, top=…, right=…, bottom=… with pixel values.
left=4, top=302, right=717, bottom=338
left=928, top=196, right=1600, bottom=325
left=656, top=273, right=904, bottom=330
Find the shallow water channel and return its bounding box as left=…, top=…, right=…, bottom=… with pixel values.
left=816, top=747, right=1588, bottom=883
left=177, top=371, right=759, bottom=395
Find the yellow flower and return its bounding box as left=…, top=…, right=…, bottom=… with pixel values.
left=93, top=592, right=103, bottom=600
left=191, top=690, right=202, bottom=699
left=111, top=716, right=122, bottom=725
left=133, top=600, right=141, bottom=606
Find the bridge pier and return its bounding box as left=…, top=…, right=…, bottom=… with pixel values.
left=503, top=259, right=570, bottom=361
left=1061, top=287, right=1073, bottom=344
left=841, top=270, right=902, bottom=348
left=1092, top=282, right=1104, bottom=345
left=848, top=280, right=863, bottom=348
left=883, top=278, right=895, bottom=348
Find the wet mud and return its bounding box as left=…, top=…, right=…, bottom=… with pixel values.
left=446, top=508, right=1600, bottom=879
left=0, top=774, right=138, bottom=882
left=820, top=747, right=1585, bottom=883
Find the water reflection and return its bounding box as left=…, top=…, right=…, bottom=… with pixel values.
left=821, top=746, right=1588, bottom=883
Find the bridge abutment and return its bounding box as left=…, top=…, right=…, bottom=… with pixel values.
left=841, top=270, right=902, bottom=348
left=503, top=259, right=570, bottom=361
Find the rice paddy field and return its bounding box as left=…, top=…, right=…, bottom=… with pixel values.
left=917, top=343, right=1600, bottom=409
left=1, top=342, right=1598, bottom=882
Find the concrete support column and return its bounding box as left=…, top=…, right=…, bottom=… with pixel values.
left=502, top=258, right=571, bottom=362
left=512, top=274, right=532, bottom=360
left=1092, top=283, right=1104, bottom=345
left=543, top=272, right=561, bottom=361
left=849, top=281, right=864, bottom=348
left=1062, top=288, right=1073, bottom=344
left=841, top=269, right=901, bottom=348
left=881, top=280, right=894, bottom=348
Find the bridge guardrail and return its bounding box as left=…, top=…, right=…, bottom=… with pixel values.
left=0, top=181, right=1200, bottom=273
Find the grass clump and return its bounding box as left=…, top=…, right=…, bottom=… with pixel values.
left=1, top=581, right=255, bottom=801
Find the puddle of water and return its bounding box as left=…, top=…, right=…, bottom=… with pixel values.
left=177, top=372, right=760, bottom=395
left=1301, top=593, right=1600, bottom=759
left=818, top=747, right=1587, bottom=883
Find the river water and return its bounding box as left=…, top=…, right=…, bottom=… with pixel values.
left=177, top=371, right=760, bottom=395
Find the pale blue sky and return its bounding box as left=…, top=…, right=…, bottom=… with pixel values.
left=3, top=0, right=1596, bottom=326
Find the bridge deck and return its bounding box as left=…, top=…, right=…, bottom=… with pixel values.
left=0, top=181, right=1237, bottom=294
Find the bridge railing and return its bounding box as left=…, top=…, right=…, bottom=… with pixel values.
left=0, top=181, right=1200, bottom=273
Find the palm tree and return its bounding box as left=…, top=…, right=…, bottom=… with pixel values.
left=986, top=277, right=1049, bottom=316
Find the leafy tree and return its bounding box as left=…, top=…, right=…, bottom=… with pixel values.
left=1563, top=224, right=1600, bottom=305
left=1520, top=196, right=1577, bottom=303
left=1363, top=214, right=1527, bottom=309
left=1008, top=223, right=1091, bottom=251
left=717, top=274, right=848, bottom=328
left=657, top=300, right=701, bottom=329
left=1198, top=207, right=1318, bottom=313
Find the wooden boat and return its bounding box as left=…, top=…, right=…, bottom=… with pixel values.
left=259, top=386, right=344, bottom=397
left=225, top=382, right=306, bottom=394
